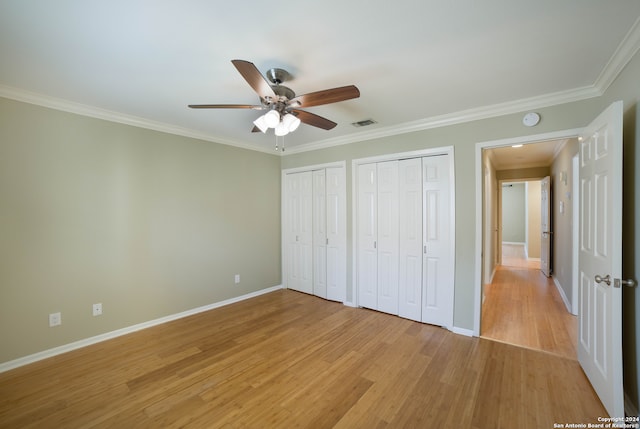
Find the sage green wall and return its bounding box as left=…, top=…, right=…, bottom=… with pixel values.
left=0, top=98, right=281, bottom=364
left=281, top=46, right=640, bottom=409
left=501, top=183, right=526, bottom=243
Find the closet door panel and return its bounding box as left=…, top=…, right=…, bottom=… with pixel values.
left=376, top=161, right=399, bottom=315
left=399, top=158, right=423, bottom=321
left=299, top=172, right=314, bottom=294
left=357, top=163, right=378, bottom=309
left=326, top=167, right=346, bottom=302
left=422, top=155, right=453, bottom=326
left=287, top=171, right=313, bottom=294
left=313, top=170, right=327, bottom=298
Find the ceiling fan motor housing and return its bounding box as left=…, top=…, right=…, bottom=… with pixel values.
left=266, top=68, right=292, bottom=85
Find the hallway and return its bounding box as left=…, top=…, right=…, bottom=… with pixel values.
left=481, top=244, right=577, bottom=359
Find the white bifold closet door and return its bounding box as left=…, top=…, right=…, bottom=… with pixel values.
left=357, top=154, right=453, bottom=327
left=376, top=161, right=400, bottom=315
left=286, top=167, right=346, bottom=302
left=398, top=158, right=423, bottom=321
left=324, top=168, right=346, bottom=302
left=420, top=155, right=453, bottom=326
left=286, top=171, right=313, bottom=294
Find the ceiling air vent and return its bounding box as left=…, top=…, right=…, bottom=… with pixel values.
left=351, top=119, right=377, bottom=127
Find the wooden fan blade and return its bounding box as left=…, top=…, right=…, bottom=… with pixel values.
left=290, top=85, right=360, bottom=108
left=188, top=104, right=263, bottom=109
left=291, top=109, right=337, bottom=130
left=231, top=60, right=276, bottom=100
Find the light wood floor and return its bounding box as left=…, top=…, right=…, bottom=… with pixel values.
left=501, top=242, right=542, bottom=270
left=0, top=289, right=604, bottom=428
left=482, top=243, right=578, bottom=359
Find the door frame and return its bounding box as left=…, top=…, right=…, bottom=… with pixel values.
left=572, top=154, right=579, bottom=315
left=473, top=128, right=581, bottom=336
left=351, top=146, right=455, bottom=309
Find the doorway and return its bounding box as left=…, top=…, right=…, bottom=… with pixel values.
left=475, top=134, right=579, bottom=358
left=500, top=180, right=542, bottom=270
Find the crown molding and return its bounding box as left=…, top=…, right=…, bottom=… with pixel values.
left=3, top=17, right=639, bottom=158
left=284, top=85, right=600, bottom=155
left=594, top=16, right=640, bottom=93
left=0, top=84, right=277, bottom=155
left=285, top=18, right=640, bottom=156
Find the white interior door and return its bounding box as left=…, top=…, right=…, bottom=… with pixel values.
left=422, top=155, right=453, bottom=327
left=376, top=161, right=399, bottom=315
left=399, top=158, right=423, bottom=321
left=577, top=101, right=623, bottom=417
left=357, top=163, right=378, bottom=309
left=540, top=176, right=552, bottom=277
left=312, top=170, right=327, bottom=299
left=325, top=167, right=346, bottom=302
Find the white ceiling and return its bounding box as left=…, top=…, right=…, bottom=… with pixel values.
left=1, top=1, right=639, bottom=154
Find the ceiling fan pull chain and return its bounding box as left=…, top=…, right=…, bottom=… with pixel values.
left=274, top=135, right=286, bottom=152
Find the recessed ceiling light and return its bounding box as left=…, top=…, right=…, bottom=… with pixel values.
left=512, top=144, right=523, bottom=148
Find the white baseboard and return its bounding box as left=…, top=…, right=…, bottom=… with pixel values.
left=552, top=277, right=572, bottom=313
left=343, top=300, right=356, bottom=308
left=450, top=326, right=474, bottom=337
left=0, top=284, right=283, bottom=373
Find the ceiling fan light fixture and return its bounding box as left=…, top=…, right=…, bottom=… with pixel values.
left=253, top=115, right=269, bottom=133
left=282, top=113, right=301, bottom=132
left=275, top=122, right=289, bottom=136
left=264, top=110, right=280, bottom=128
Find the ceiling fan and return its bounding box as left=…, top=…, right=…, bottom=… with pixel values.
left=188, top=60, right=360, bottom=137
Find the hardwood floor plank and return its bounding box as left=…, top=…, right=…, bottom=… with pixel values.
left=0, top=289, right=606, bottom=428
left=482, top=245, right=577, bottom=359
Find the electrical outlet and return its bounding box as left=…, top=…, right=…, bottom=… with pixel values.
left=92, top=303, right=102, bottom=316
left=49, top=312, right=61, bottom=327
left=234, top=274, right=240, bottom=284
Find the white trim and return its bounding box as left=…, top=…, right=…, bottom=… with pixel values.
left=285, top=86, right=600, bottom=155
left=502, top=241, right=526, bottom=246
left=572, top=154, right=580, bottom=316
left=449, top=326, right=474, bottom=337
left=352, top=147, right=453, bottom=167
left=474, top=128, right=583, bottom=336
left=343, top=301, right=357, bottom=308
left=281, top=161, right=346, bottom=175
left=0, top=285, right=283, bottom=373
left=594, top=16, right=640, bottom=93
left=553, top=277, right=572, bottom=313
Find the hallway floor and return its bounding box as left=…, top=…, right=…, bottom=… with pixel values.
left=481, top=243, right=577, bottom=359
